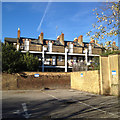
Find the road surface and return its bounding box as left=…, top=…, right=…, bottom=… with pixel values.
left=2, top=89, right=120, bottom=119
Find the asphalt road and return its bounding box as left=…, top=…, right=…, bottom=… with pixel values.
left=2, top=89, right=120, bottom=119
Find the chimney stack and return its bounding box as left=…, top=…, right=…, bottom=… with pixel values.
left=38, top=35, right=40, bottom=39
left=95, top=40, right=98, bottom=44
left=74, top=37, right=78, bottom=42
left=17, top=28, right=20, bottom=38
left=22, top=39, right=25, bottom=44
left=57, top=36, right=60, bottom=40
left=60, top=33, right=64, bottom=45
left=78, top=35, right=83, bottom=46
left=38, top=32, right=44, bottom=44
left=29, top=39, right=31, bottom=45
left=90, top=40, right=95, bottom=43
left=112, top=41, right=116, bottom=46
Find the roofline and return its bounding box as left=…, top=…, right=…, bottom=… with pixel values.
left=4, top=37, right=17, bottom=40
left=20, top=37, right=38, bottom=40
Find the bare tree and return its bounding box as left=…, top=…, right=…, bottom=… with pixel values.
left=86, top=2, right=119, bottom=47
left=72, top=61, right=87, bottom=72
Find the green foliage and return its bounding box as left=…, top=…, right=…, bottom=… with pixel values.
left=2, top=43, right=39, bottom=73
left=89, top=50, right=120, bottom=71
left=91, top=57, right=100, bottom=70
left=100, top=50, right=120, bottom=56
left=2, top=43, right=24, bottom=73
left=23, top=52, right=39, bottom=71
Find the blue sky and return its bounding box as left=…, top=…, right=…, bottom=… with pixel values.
left=2, top=2, right=104, bottom=43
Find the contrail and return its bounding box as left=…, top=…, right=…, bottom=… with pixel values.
left=37, top=0, right=52, bottom=32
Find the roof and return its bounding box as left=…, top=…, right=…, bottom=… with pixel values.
left=4, top=37, right=17, bottom=43
left=4, top=37, right=103, bottom=49
left=83, top=42, right=102, bottom=49
left=20, top=37, right=37, bottom=40
left=44, top=39, right=64, bottom=46
left=83, top=42, right=89, bottom=44
left=44, top=39, right=56, bottom=41
left=53, top=40, right=63, bottom=46
left=73, top=41, right=83, bottom=47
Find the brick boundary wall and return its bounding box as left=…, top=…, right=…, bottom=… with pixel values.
left=2, top=54, right=120, bottom=97
left=2, top=72, right=71, bottom=90
left=71, top=70, right=100, bottom=94
left=100, top=54, right=120, bottom=96
left=2, top=73, right=18, bottom=90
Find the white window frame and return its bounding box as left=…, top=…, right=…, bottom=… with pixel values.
left=52, top=56, right=56, bottom=65
left=46, top=55, right=50, bottom=61
left=58, top=56, right=62, bottom=62
left=69, top=43, right=73, bottom=53
left=73, top=57, right=77, bottom=63
left=78, top=57, right=83, bottom=62
left=13, top=43, right=17, bottom=45
left=68, top=56, right=71, bottom=62
left=48, top=42, right=52, bottom=52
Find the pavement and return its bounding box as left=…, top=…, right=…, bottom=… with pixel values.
left=2, top=89, right=120, bottom=119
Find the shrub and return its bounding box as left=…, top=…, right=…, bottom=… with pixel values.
left=2, top=43, right=39, bottom=73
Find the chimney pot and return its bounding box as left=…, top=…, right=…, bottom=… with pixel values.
left=67, top=42, right=70, bottom=46
left=22, top=39, right=25, bottom=44
left=74, top=37, right=78, bottom=42
left=113, top=41, right=116, bottom=45
left=17, top=28, right=20, bottom=38
left=57, top=36, right=60, bottom=40
left=78, top=35, right=83, bottom=46
left=38, top=32, right=44, bottom=44
left=90, top=40, right=95, bottom=43
left=60, top=33, right=64, bottom=45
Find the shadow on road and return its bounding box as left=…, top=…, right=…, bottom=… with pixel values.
left=2, top=90, right=120, bottom=119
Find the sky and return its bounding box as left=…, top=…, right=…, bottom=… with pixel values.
left=2, top=2, right=113, bottom=44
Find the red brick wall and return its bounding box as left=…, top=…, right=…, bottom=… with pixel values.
left=2, top=73, right=71, bottom=90
left=18, top=74, right=70, bottom=89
